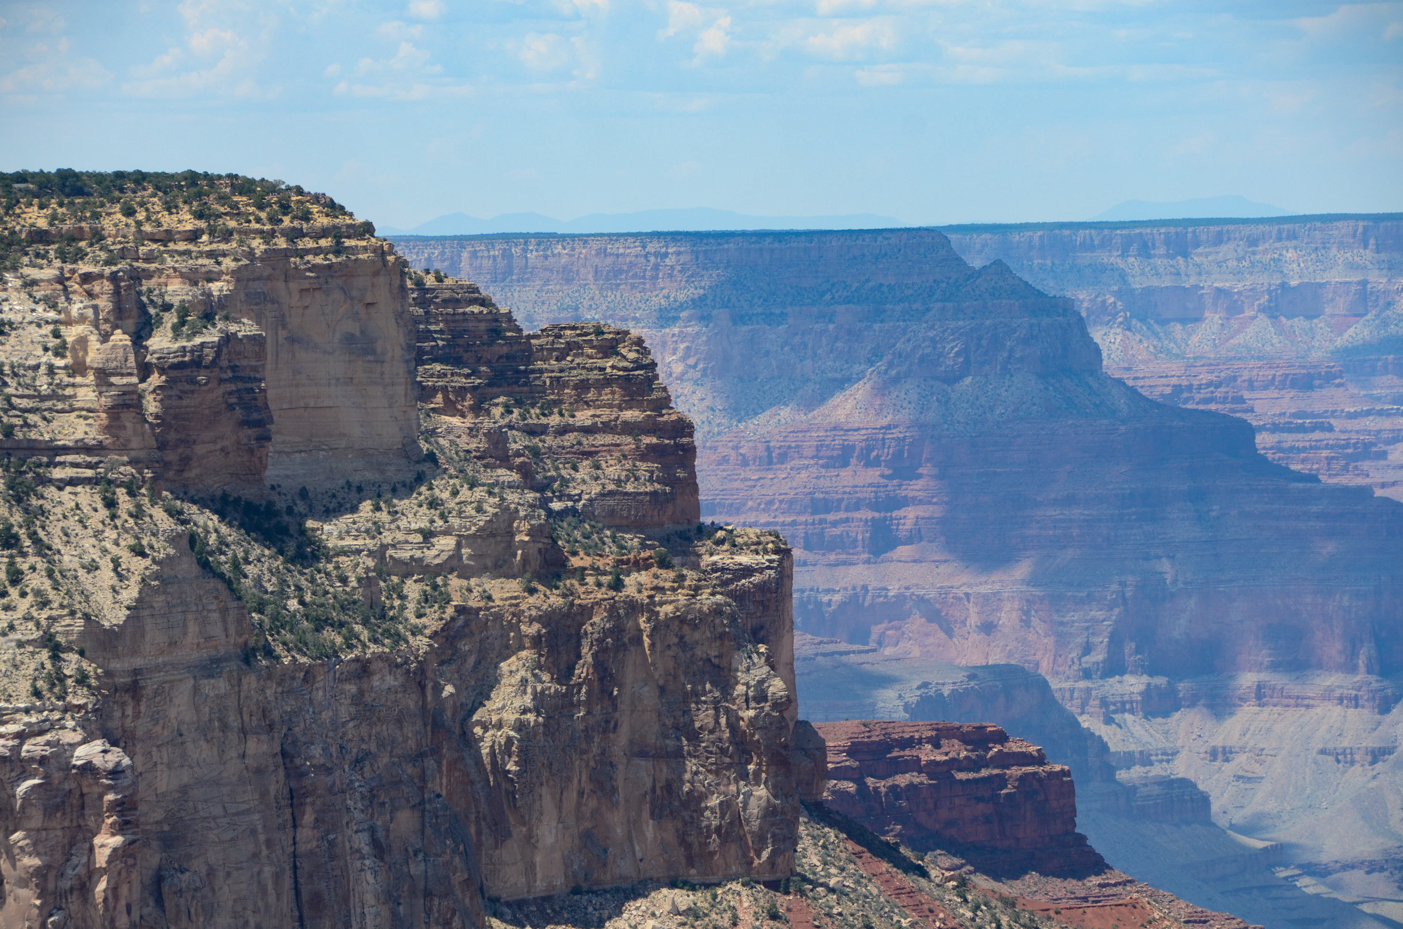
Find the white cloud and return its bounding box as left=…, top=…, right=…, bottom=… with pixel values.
left=694, top=15, right=731, bottom=59
left=324, top=62, right=342, bottom=77
left=123, top=0, right=279, bottom=98
left=659, top=1, right=704, bottom=39
left=354, top=41, right=440, bottom=75
left=0, top=37, right=110, bottom=95
left=518, top=32, right=571, bottom=70
left=657, top=0, right=730, bottom=63
left=1293, top=3, right=1403, bottom=42
left=406, top=0, right=445, bottom=21
left=805, top=21, right=896, bottom=59
left=378, top=20, right=424, bottom=41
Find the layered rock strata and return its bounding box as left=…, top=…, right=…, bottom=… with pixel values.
left=0, top=172, right=804, bottom=928
left=394, top=228, right=1403, bottom=927
left=393, top=229, right=1403, bottom=684
left=2, top=186, right=419, bottom=494
left=816, top=720, right=1104, bottom=877
left=942, top=215, right=1403, bottom=500
left=409, top=279, right=699, bottom=530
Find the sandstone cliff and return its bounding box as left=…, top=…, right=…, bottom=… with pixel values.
left=815, top=720, right=1103, bottom=877
left=0, top=171, right=805, bottom=928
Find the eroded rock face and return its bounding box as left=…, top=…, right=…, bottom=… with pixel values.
left=410, top=280, right=700, bottom=531
left=815, top=720, right=1105, bottom=877
left=0, top=176, right=803, bottom=928
left=0, top=536, right=794, bottom=927
left=3, top=237, right=419, bottom=495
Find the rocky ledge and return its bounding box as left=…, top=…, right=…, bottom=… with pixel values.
left=816, top=720, right=1105, bottom=878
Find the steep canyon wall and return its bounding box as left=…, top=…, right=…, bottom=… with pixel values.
left=0, top=176, right=805, bottom=929
left=943, top=215, right=1403, bottom=500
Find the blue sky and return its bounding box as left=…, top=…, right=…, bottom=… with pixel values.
left=1, top=1, right=1400, bottom=227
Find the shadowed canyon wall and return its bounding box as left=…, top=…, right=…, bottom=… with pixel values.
left=943, top=214, right=1403, bottom=500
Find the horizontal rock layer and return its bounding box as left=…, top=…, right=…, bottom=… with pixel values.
left=395, top=229, right=1403, bottom=683
left=7, top=241, right=422, bottom=492
left=943, top=216, right=1403, bottom=501
left=816, top=720, right=1104, bottom=877
left=410, top=280, right=699, bottom=530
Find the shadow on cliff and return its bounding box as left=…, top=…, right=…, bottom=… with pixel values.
left=803, top=799, right=1108, bottom=882
left=483, top=883, right=664, bottom=928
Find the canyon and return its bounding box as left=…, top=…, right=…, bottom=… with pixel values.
left=0, top=169, right=1267, bottom=929
left=396, top=224, right=1403, bottom=927
left=944, top=214, right=1403, bottom=501
left=1, top=168, right=1394, bottom=927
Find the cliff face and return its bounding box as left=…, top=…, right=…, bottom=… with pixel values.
left=816, top=720, right=1104, bottom=877
left=0, top=172, right=803, bottom=929
left=410, top=280, right=699, bottom=530
left=943, top=216, right=1403, bottom=501
left=14, top=239, right=420, bottom=493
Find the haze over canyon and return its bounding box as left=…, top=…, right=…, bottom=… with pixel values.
left=396, top=215, right=1403, bottom=928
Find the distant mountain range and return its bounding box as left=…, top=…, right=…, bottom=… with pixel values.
left=378, top=207, right=905, bottom=236
left=1090, top=196, right=1292, bottom=222
left=381, top=197, right=1300, bottom=237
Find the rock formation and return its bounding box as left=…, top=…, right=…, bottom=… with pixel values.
left=395, top=227, right=1403, bottom=927
left=816, top=720, right=1104, bottom=877
left=942, top=215, right=1403, bottom=500
left=0, top=171, right=805, bottom=928
left=393, top=229, right=1403, bottom=681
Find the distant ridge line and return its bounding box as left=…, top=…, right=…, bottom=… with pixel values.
left=386, top=212, right=1403, bottom=241
left=934, top=212, right=1403, bottom=234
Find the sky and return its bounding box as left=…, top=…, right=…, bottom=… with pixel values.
left=1, top=0, right=1400, bottom=228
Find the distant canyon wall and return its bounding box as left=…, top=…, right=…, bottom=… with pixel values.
left=394, top=229, right=1403, bottom=684
left=943, top=216, right=1403, bottom=500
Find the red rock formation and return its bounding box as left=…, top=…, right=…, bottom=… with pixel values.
left=816, top=720, right=1104, bottom=876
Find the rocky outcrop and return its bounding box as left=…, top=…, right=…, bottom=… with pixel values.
left=0, top=172, right=805, bottom=929
left=816, top=720, right=1104, bottom=877
left=16, top=536, right=794, bottom=926
left=394, top=228, right=1403, bottom=928
left=410, top=280, right=699, bottom=530
left=3, top=229, right=419, bottom=494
